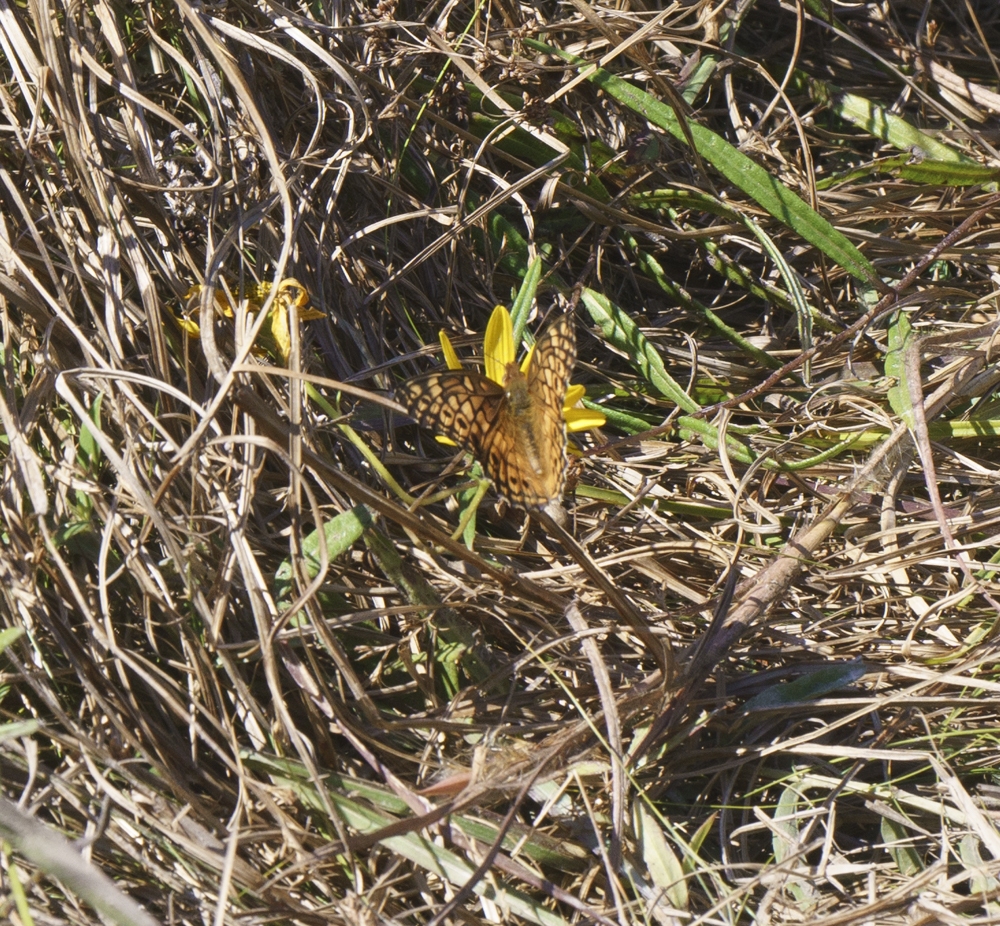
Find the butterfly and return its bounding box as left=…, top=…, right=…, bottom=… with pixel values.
left=398, top=314, right=576, bottom=510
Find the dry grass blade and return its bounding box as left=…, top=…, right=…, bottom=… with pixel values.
left=0, top=795, right=159, bottom=926
left=4, top=1, right=1000, bottom=924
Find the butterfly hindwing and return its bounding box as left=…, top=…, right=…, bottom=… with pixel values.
left=527, top=313, right=576, bottom=411
left=525, top=314, right=576, bottom=500
left=479, top=403, right=553, bottom=507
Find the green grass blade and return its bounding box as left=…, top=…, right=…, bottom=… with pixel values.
left=885, top=311, right=918, bottom=429
left=581, top=288, right=700, bottom=413
left=526, top=39, right=880, bottom=287
left=274, top=505, right=374, bottom=601
left=812, top=79, right=978, bottom=164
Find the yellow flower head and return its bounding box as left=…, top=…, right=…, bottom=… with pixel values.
left=175, top=278, right=324, bottom=364
left=438, top=305, right=606, bottom=434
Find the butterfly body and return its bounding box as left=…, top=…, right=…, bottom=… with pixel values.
left=399, top=315, right=576, bottom=510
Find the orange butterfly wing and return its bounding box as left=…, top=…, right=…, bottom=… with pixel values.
left=397, top=371, right=506, bottom=452
left=399, top=315, right=577, bottom=508
left=523, top=313, right=576, bottom=501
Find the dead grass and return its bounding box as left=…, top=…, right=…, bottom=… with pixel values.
left=3, top=0, right=1000, bottom=923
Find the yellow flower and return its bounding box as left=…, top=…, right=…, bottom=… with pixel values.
left=437, top=305, right=606, bottom=435
left=175, top=279, right=324, bottom=364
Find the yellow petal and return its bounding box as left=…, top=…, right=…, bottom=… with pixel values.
left=484, top=305, right=514, bottom=384
left=563, top=385, right=606, bottom=430
left=263, top=280, right=324, bottom=363
left=565, top=407, right=606, bottom=431
left=270, top=302, right=291, bottom=363
left=276, top=279, right=324, bottom=319
left=439, top=330, right=462, bottom=370
left=520, top=342, right=536, bottom=374
left=184, top=283, right=234, bottom=318
left=173, top=313, right=202, bottom=338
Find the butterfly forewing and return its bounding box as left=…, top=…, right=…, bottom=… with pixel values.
left=399, top=315, right=576, bottom=509
left=397, top=372, right=505, bottom=454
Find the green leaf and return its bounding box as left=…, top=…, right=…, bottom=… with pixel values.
left=684, top=813, right=716, bottom=871
left=817, top=155, right=1000, bottom=189
left=580, top=289, right=699, bottom=413
left=0, top=626, right=24, bottom=655
left=881, top=815, right=923, bottom=877
left=773, top=785, right=801, bottom=864
left=456, top=475, right=488, bottom=551
left=274, top=505, right=374, bottom=601
left=7, top=863, right=34, bottom=926
left=79, top=393, right=104, bottom=467
left=484, top=209, right=534, bottom=280
left=885, top=310, right=918, bottom=429
left=527, top=39, right=880, bottom=287
left=739, top=663, right=867, bottom=716
left=0, top=720, right=40, bottom=743
left=634, top=801, right=688, bottom=912
left=959, top=834, right=1000, bottom=897
left=773, top=785, right=816, bottom=909
left=510, top=256, right=544, bottom=348
left=813, top=80, right=978, bottom=164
